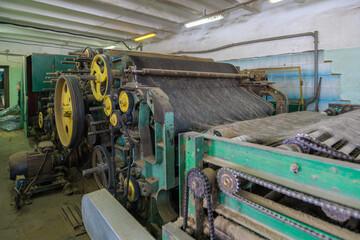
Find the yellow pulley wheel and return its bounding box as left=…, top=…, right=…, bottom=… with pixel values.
left=124, top=176, right=140, bottom=202
left=103, top=95, right=114, bottom=116
left=119, top=90, right=134, bottom=113
left=54, top=75, right=85, bottom=148
left=90, top=54, right=112, bottom=101
left=110, top=110, right=121, bottom=128
left=38, top=111, right=44, bottom=129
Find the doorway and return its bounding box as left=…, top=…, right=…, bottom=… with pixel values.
left=0, top=66, right=9, bottom=109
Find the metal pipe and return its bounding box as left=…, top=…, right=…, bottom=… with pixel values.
left=315, top=76, right=322, bottom=112
left=172, top=32, right=315, bottom=55
left=77, top=57, right=93, bottom=62
left=61, top=69, right=90, bottom=74
left=89, top=106, right=104, bottom=111
left=88, top=129, right=111, bottom=136
left=304, top=31, right=319, bottom=109
left=91, top=120, right=109, bottom=125
left=127, top=68, right=249, bottom=79
left=80, top=75, right=97, bottom=81
left=82, top=164, right=108, bottom=176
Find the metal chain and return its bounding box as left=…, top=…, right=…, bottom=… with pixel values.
left=220, top=168, right=359, bottom=221
left=183, top=168, right=215, bottom=240
left=283, top=133, right=357, bottom=162
left=217, top=168, right=347, bottom=240
left=219, top=185, right=334, bottom=240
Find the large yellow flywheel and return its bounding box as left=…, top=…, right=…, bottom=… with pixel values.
left=90, top=54, right=112, bottom=102
left=54, top=75, right=85, bottom=149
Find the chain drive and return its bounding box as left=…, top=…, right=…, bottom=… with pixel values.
left=217, top=167, right=360, bottom=239
left=283, top=133, right=357, bottom=163
left=183, top=168, right=215, bottom=240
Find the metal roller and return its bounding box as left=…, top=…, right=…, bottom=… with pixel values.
left=119, top=54, right=274, bottom=134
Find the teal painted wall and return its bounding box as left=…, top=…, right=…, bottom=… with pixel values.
left=325, top=47, right=360, bottom=104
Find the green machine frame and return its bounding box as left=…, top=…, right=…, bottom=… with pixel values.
left=163, top=132, right=360, bottom=239
left=25, top=53, right=77, bottom=136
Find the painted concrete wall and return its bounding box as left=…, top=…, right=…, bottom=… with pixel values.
left=223, top=50, right=343, bottom=112
left=144, top=0, right=360, bottom=61
left=325, top=47, right=360, bottom=104
left=1, top=42, right=75, bottom=56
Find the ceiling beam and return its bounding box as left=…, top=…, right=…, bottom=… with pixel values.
left=0, top=8, right=140, bottom=41
left=96, top=0, right=197, bottom=23
left=33, top=0, right=180, bottom=30
left=0, top=0, right=163, bottom=36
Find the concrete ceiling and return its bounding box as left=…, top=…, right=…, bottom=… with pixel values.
left=0, top=0, right=261, bottom=50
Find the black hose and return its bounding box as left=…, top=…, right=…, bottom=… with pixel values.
left=24, top=150, right=49, bottom=193
left=123, top=151, right=132, bottom=208
left=110, top=126, right=117, bottom=193
left=117, top=111, right=134, bottom=207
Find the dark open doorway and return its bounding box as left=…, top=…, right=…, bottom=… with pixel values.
left=0, top=66, right=10, bottom=109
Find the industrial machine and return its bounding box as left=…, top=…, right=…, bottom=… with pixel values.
left=72, top=51, right=291, bottom=239
left=163, top=110, right=360, bottom=240
left=13, top=48, right=360, bottom=240
left=25, top=53, right=78, bottom=136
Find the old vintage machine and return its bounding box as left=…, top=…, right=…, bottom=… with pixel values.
left=52, top=50, right=289, bottom=239
left=78, top=51, right=359, bottom=240
left=10, top=47, right=360, bottom=239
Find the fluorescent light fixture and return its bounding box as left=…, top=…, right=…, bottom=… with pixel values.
left=269, top=0, right=284, bottom=3
left=105, top=45, right=116, bottom=49
left=134, top=33, right=157, bottom=41
left=185, top=13, right=224, bottom=28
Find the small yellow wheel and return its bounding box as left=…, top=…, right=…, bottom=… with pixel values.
left=38, top=112, right=44, bottom=129
left=124, top=176, right=140, bottom=202
left=110, top=110, right=121, bottom=128
left=103, top=95, right=114, bottom=116
left=90, top=54, right=112, bottom=101
left=119, top=90, right=134, bottom=113
left=54, top=75, right=85, bottom=148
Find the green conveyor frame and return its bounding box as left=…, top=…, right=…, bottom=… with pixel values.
left=175, top=132, right=360, bottom=239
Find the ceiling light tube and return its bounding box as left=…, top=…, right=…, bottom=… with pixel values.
left=269, top=0, right=284, bottom=3
left=185, top=13, right=224, bottom=28
left=104, top=45, right=116, bottom=49
left=134, top=32, right=157, bottom=41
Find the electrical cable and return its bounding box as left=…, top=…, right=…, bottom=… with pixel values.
left=24, top=149, right=49, bottom=194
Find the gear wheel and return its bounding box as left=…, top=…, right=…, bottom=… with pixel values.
left=183, top=168, right=215, bottom=240
left=217, top=168, right=240, bottom=194
left=188, top=170, right=206, bottom=199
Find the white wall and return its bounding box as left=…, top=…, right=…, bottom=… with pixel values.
left=0, top=41, right=79, bottom=56
left=144, top=0, right=360, bottom=61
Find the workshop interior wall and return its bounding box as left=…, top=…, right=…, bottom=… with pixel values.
left=0, top=55, right=24, bottom=107
left=144, top=0, right=360, bottom=108
left=325, top=47, right=360, bottom=105
left=223, top=50, right=346, bottom=112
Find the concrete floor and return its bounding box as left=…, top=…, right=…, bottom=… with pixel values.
left=0, top=129, right=90, bottom=240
